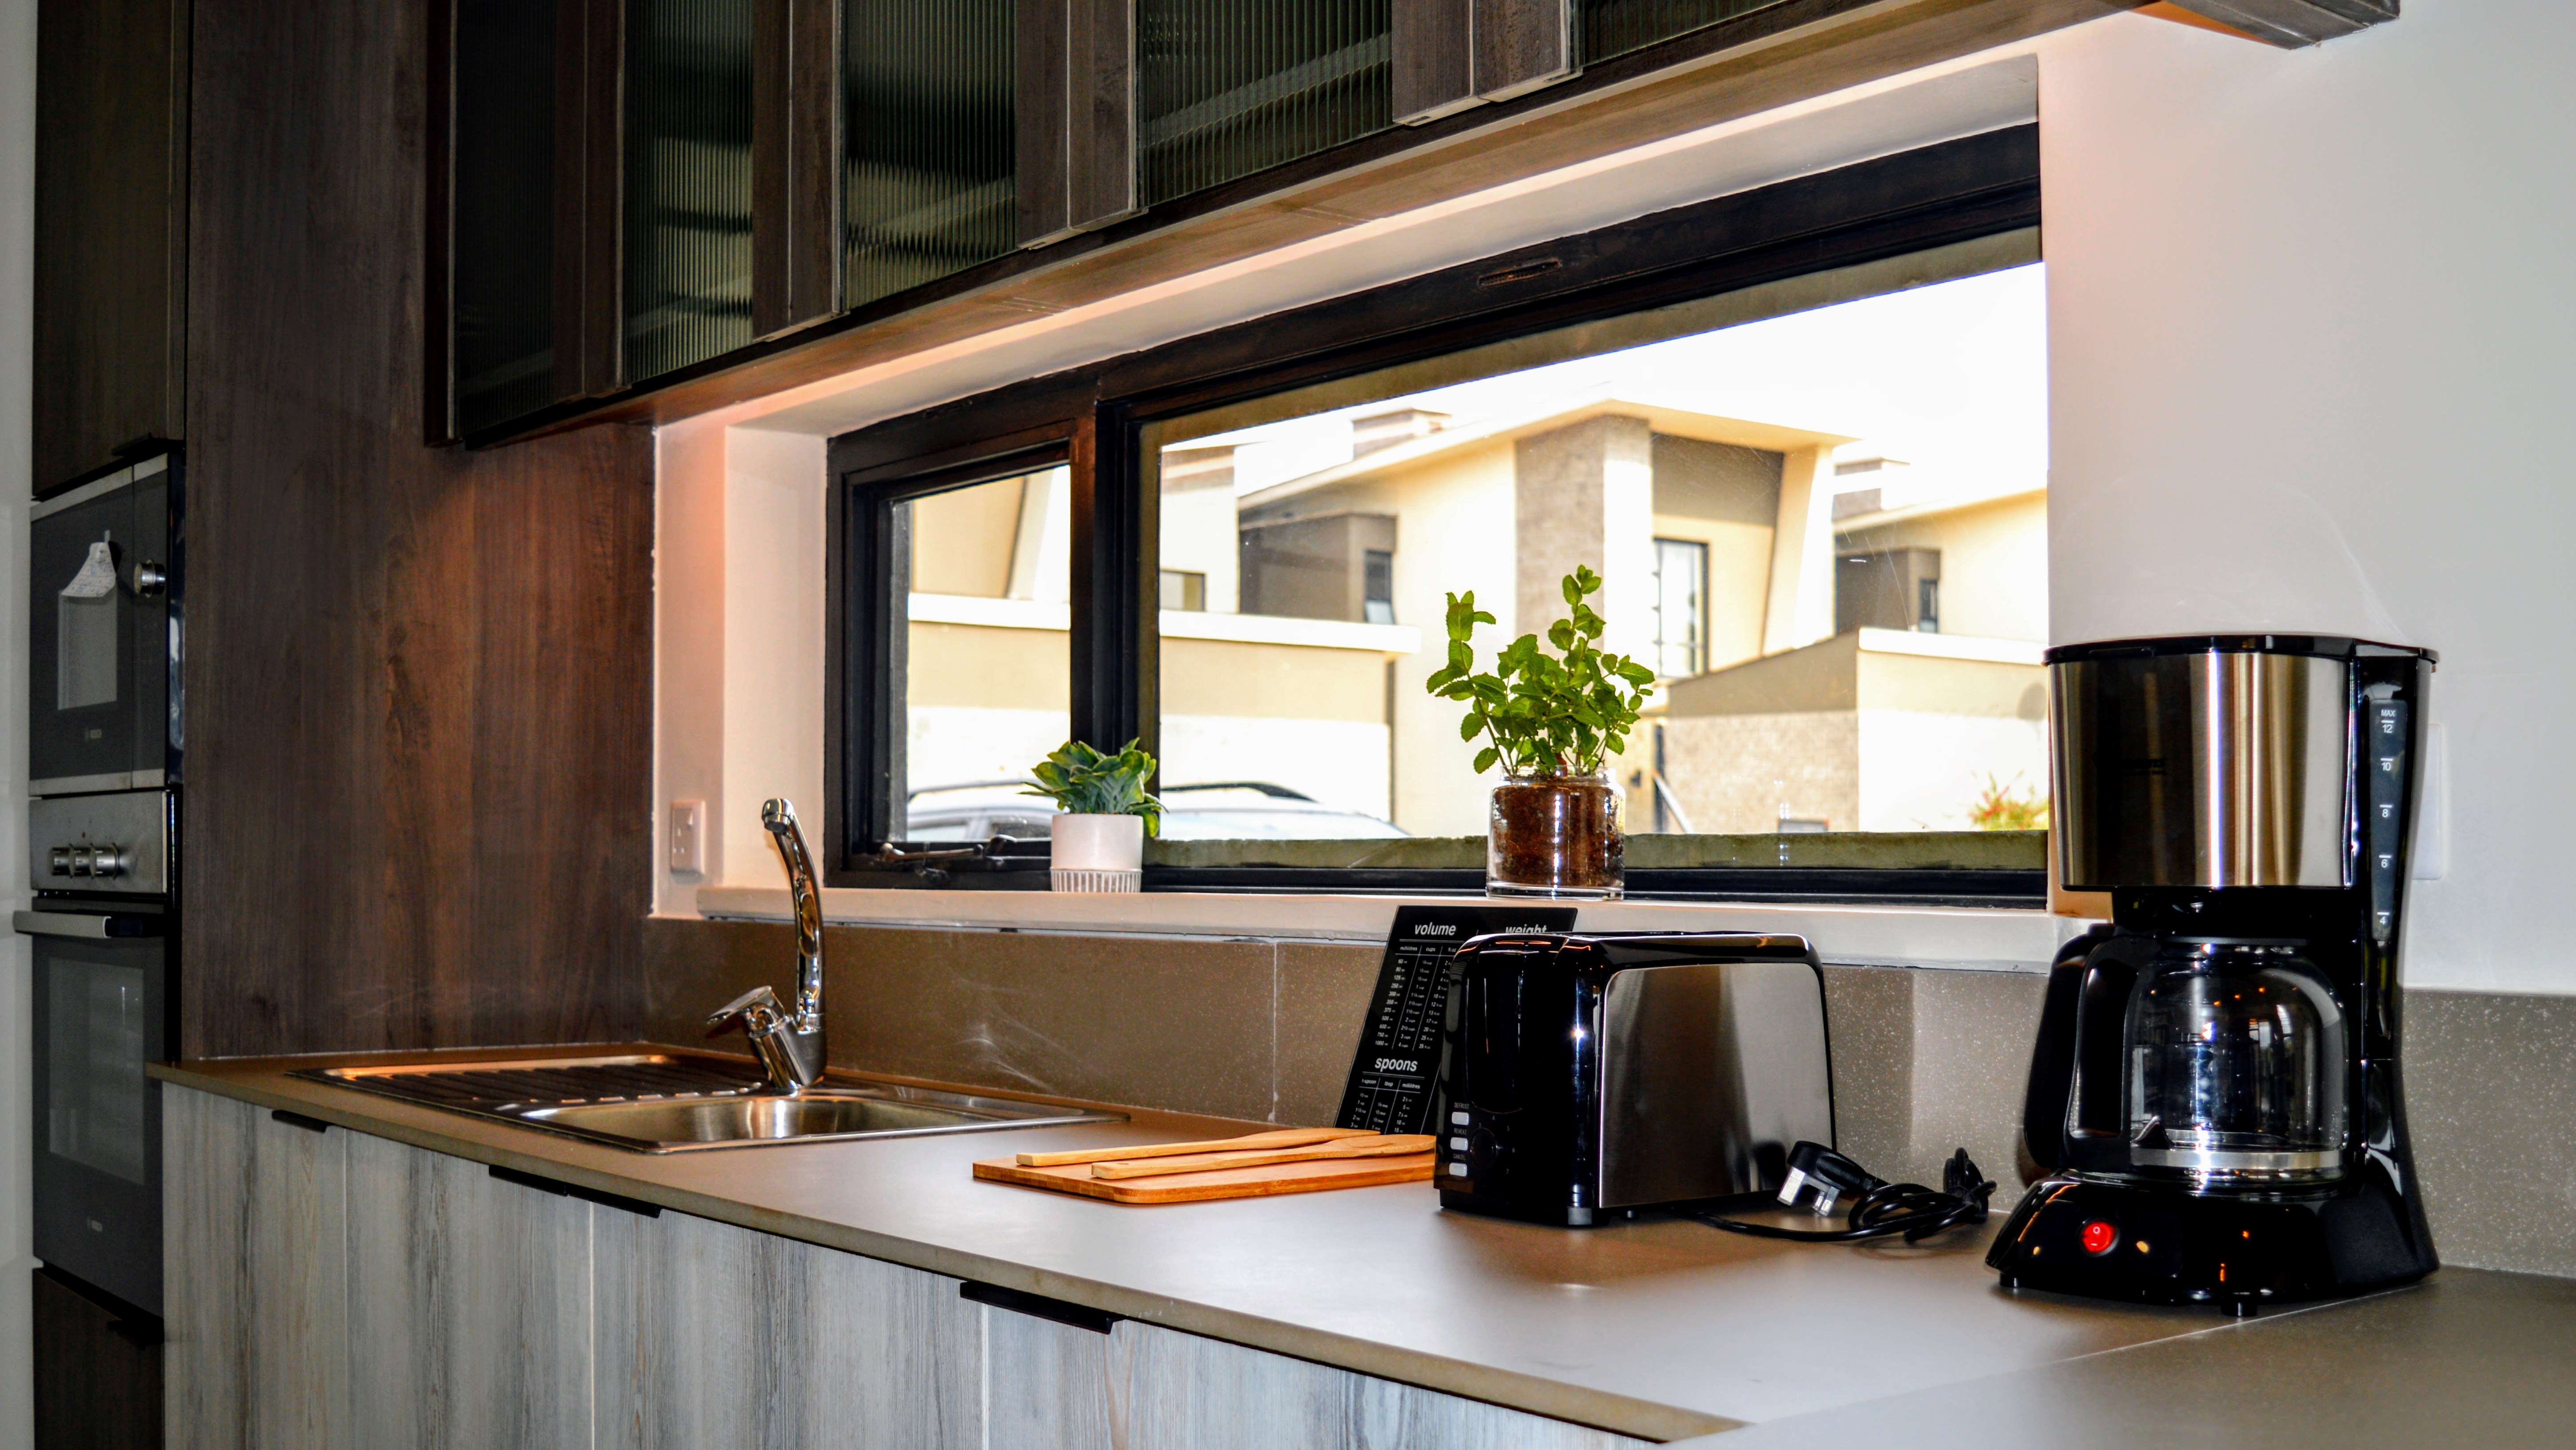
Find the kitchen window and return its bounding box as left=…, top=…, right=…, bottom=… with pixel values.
left=828, top=127, right=2048, bottom=900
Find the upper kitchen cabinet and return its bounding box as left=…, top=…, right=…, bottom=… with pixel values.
left=1138, top=0, right=1394, bottom=207
left=449, top=0, right=623, bottom=435
left=845, top=0, right=1016, bottom=310
left=32, top=0, right=190, bottom=496
left=627, top=0, right=759, bottom=381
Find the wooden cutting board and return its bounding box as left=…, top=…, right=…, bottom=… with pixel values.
left=974, top=1151, right=1436, bottom=1204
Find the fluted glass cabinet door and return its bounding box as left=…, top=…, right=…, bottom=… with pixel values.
left=844, top=0, right=1018, bottom=310
left=451, top=0, right=559, bottom=433
left=1578, top=0, right=1793, bottom=64
left=1138, top=0, right=1393, bottom=207
left=628, top=0, right=758, bottom=381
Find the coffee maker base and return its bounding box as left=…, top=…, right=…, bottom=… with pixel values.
left=1987, top=1175, right=2436, bottom=1311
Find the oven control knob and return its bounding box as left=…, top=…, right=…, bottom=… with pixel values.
left=88, top=843, right=128, bottom=879
left=47, top=848, right=69, bottom=876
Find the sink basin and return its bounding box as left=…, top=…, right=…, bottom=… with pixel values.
left=289, top=1052, right=1122, bottom=1152
left=518, top=1088, right=1050, bottom=1150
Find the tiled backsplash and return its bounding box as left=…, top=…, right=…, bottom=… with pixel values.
left=641, top=917, right=2574, bottom=1279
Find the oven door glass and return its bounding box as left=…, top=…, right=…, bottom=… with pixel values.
left=32, top=928, right=167, bottom=1313
left=29, top=469, right=170, bottom=791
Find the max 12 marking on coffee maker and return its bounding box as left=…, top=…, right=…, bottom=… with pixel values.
left=1990, top=635, right=2440, bottom=1312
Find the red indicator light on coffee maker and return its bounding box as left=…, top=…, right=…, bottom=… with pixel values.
left=2080, top=1220, right=2119, bottom=1256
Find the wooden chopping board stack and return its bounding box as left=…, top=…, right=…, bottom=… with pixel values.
left=974, top=1127, right=1436, bottom=1204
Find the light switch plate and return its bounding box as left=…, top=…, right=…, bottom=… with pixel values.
left=669, top=799, right=705, bottom=875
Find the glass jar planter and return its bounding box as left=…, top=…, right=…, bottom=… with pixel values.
left=1487, top=771, right=1623, bottom=899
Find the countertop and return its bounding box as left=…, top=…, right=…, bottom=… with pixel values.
left=156, top=1048, right=2576, bottom=1444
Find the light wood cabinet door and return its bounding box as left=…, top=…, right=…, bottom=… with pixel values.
left=595, top=1204, right=982, bottom=1450
left=164, top=1087, right=350, bottom=1450
left=343, top=1133, right=598, bottom=1449
left=987, top=1313, right=1650, bottom=1450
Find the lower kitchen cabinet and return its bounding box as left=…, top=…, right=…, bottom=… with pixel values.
left=595, top=1201, right=982, bottom=1449
left=343, top=1132, right=596, bottom=1449
left=33, top=1264, right=164, bottom=1450
left=166, top=1087, right=351, bottom=1450
left=986, top=1310, right=1646, bottom=1450
left=164, top=1085, right=1644, bottom=1450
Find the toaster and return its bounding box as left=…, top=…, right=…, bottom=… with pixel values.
left=1436, top=932, right=1833, bottom=1226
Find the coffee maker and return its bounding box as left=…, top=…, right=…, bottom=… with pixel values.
left=1989, top=635, right=2439, bottom=1311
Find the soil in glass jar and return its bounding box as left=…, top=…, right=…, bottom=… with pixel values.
left=1487, top=772, right=1623, bottom=899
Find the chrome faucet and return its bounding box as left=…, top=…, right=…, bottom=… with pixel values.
left=706, top=799, right=828, bottom=1093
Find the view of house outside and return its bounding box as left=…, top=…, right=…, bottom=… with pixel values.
left=899, top=262, right=2050, bottom=843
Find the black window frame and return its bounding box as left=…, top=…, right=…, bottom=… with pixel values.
left=827, top=124, right=2045, bottom=903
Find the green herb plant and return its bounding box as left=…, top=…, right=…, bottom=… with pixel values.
left=1023, top=738, right=1164, bottom=834
left=1425, top=566, right=1657, bottom=780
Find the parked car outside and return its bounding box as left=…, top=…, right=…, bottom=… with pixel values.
left=906, top=781, right=1408, bottom=843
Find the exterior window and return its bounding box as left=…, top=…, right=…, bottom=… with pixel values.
left=1162, top=570, right=1208, bottom=611
left=1363, top=550, right=1396, bottom=624
left=829, top=130, right=2049, bottom=892
left=1650, top=537, right=1707, bottom=677
left=1147, top=259, right=2049, bottom=846
left=895, top=466, right=1072, bottom=843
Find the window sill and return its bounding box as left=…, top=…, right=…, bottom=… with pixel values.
left=685, top=885, right=2091, bottom=972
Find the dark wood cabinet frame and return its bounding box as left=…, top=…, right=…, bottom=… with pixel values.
left=823, top=125, right=2047, bottom=902
left=466, top=0, right=2140, bottom=448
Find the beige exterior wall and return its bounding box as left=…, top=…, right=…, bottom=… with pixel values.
left=1649, top=434, right=1782, bottom=674
left=1658, top=709, right=1861, bottom=834
left=1653, top=632, right=2045, bottom=833
left=1838, top=490, right=2047, bottom=643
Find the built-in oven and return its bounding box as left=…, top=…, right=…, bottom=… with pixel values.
left=21, top=890, right=170, bottom=1315
left=30, top=454, right=180, bottom=796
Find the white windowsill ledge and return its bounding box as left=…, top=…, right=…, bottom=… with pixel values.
left=686, top=886, right=2093, bottom=973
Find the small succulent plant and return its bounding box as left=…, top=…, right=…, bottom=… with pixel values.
left=1022, top=738, right=1164, bottom=833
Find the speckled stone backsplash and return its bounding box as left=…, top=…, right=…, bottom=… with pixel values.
left=642, top=917, right=2574, bottom=1279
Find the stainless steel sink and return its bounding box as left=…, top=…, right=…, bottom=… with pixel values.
left=290, top=1053, right=1122, bottom=1153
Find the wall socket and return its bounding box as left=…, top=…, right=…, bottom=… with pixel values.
left=669, top=799, right=705, bottom=875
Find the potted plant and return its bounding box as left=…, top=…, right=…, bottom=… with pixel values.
left=1024, top=738, right=1163, bottom=892
left=1426, top=566, right=1656, bottom=899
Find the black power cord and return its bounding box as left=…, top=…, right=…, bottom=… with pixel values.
left=1692, top=1141, right=1996, bottom=1245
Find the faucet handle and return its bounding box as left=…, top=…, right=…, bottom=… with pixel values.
left=707, top=984, right=788, bottom=1035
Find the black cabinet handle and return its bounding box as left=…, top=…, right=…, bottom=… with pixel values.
left=487, top=1163, right=662, bottom=1218
left=271, top=1109, right=331, bottom=1134
left=961, top=1280, right=1121, bottom=1334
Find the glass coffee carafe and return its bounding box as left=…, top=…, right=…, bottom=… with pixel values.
left=2121, top=940, right=2348, bottom=1186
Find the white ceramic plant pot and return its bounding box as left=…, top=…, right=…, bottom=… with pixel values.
left=1050, top=813, right=1143, bottom=893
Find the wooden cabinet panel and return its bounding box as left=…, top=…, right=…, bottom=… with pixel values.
left=343, top=1135, right=595, bottom=1450
left=595, top=1204, right=982, bottom=1449
left=31, top=0, right=189, bottom=492
left=163, top=1088, right=349, bottom=1450
left=989, top=1315, right=1648, bottom=1450
left=33, top=1265, right=164, bottom=1450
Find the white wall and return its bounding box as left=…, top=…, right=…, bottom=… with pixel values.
left=0, top=0, right=37, bottom=1430
left=2037, top=2, right=2576, bottom=992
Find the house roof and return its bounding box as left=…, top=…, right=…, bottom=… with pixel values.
left=1235, top=395, right=1858, bottom=510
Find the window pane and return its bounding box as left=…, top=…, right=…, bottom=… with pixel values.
left=1579, top=0, right=1799, bottom=66
left=628, top=0, right=756, bottom=381
left=897, top=467, right=1072, bottom=842
left=452, top=0, right=557, bottom=433
left=1152, top=255, right=2050, bottom=858
left=1138, top=0, right=1393, bottom=207
left=845, top=0, right=1016, bottom=309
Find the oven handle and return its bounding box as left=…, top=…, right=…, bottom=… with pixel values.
left=12, top=910, right=165, bottom=940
